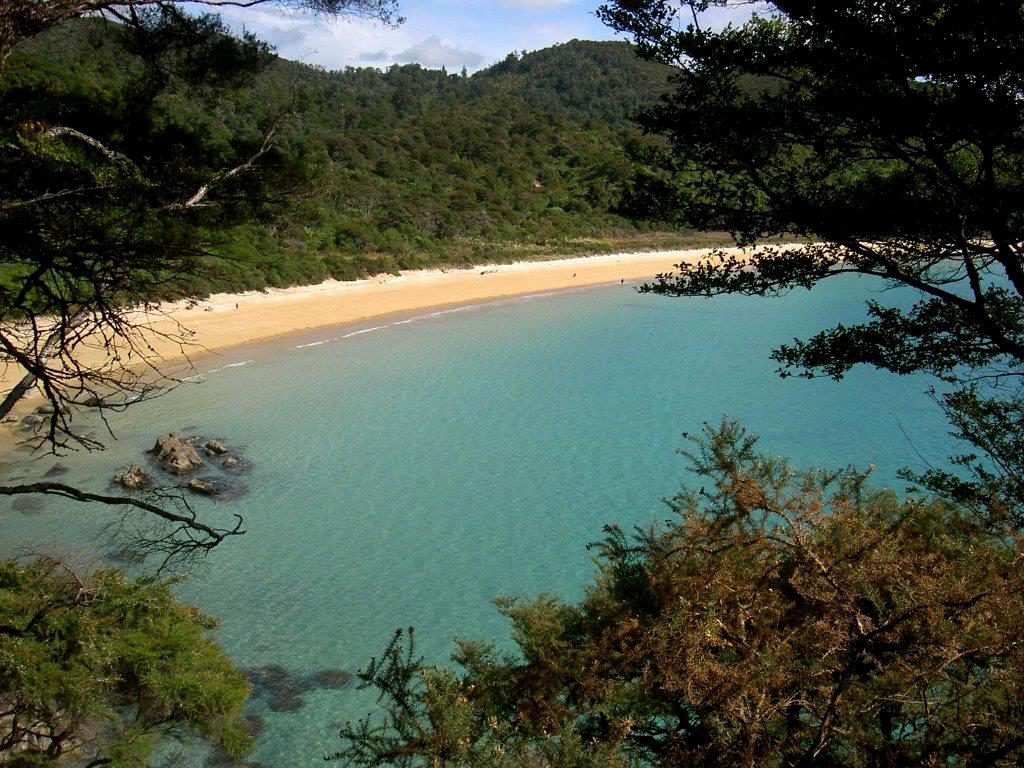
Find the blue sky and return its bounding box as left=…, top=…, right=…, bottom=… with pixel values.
left=212, top=0, right=759, bottom=73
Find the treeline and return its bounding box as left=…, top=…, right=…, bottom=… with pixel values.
left=4, top=19, right=698, bottom=294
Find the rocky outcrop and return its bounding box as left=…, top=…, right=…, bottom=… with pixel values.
left=188, top=478, right=219, bottom=496
left=114, top=464, right=151, bottom=490
left=204, top=439, right=227, bottom=456
left=149, top=433, right=203, bottom=474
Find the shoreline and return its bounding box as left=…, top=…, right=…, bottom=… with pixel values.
left=0, top=247, right=741, bottom=424
left=141, top=247, right=741, bottom=361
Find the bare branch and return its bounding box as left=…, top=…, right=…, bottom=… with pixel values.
left=43, top=126, right=138, bottom=170
left=0, top=481, right=245, bottom=554
left=166, top=119, right=281, bottom=210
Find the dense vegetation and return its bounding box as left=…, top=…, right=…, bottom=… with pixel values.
left=0, top=557, right=252, bottom=766
left=3, top=19, right=691, bottom=296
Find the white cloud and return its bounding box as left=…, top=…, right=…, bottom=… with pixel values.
left=209, top=0, right=614, bottom=73
left=497, top=0, right=576, bottom=9
left=394, top=35, right=484, bottom=68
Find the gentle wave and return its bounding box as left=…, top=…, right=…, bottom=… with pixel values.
left=512, top=291, right=559, bottom=301
left=379, top=293, right=571, bottom=330
left=341, top=326, right=388, bottom=338
left=425, top=306, right=472, bottom=318
left=206, top=360, right=255, bottom=373
left=295, top=341, right=327, bottom=349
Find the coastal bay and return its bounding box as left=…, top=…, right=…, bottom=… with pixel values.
left=0, top=248, right=740, bottom=424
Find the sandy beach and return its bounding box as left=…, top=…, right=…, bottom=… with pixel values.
left=0, top=247, right=740, bottom=418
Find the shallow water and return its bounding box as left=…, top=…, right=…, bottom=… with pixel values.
left=1, top=277, right=958, bottom=766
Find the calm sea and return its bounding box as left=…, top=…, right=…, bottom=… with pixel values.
left=1, top=276, right=957, bottom=766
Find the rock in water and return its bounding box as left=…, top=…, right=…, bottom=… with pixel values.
left=107, top=547, right=146, bottom=565
left=19, top=414, right=45, bottom=431
left=188, top=478, right=219, bottom=496
left=309, top=669, right=353, bottom=689
left=114, top=464, right=151, bottom=490
left=244, top=714, right=265, bottom=739
left=245, top=664, right=291, bottom=692
left=12, top=497, right=43, bottom=516
left=204, top=439, right=227, bottom=455
left=267, top=695, right=304, bottom=712
left=149, top=433, right=203, bottom=474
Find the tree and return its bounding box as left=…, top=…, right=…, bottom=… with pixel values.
left=334, top=421, right=1024, bottom=767
left=0, top=555, right=253, bottom=765
left=597, top=0, right=1024, bottom=524
left=0, top=0, right=399, bottom=560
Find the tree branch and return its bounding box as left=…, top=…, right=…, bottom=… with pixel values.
left=0, top=482, right=244, bottom=549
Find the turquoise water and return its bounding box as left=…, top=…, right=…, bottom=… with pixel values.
left=1, top=277, right=958, bottom=766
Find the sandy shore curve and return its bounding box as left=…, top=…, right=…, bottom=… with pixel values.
left=1, top=247, right=742, bottom=418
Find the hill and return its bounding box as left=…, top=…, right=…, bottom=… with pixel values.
left=475, top=39, right=674, bottom=124
left=3, top=20, right=695, bottom=293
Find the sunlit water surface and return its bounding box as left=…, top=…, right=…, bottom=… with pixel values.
left=1, top=278, right=958, bottom=766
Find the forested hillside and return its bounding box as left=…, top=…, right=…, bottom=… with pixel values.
left=3, top=20, right=698, bottom=293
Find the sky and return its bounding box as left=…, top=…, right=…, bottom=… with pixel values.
left=210, top=0, right=760, bottom=74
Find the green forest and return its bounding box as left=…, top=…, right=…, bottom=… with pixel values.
left=2, top=18, right=703, bottom=294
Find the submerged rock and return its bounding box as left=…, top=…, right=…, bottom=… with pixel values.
left=115, top=464, right=151, bottom=490
left=19, top=414, right=45, bottom=431
left=43, top=463, right=69, bottom=478
left=149, top=432, right=203, bottom=474
left=244, top=714, right=265, bottom=740
left=245, top=664, right=291, bottom=691
left=222, top=456, right=240, bottom=469
left=243, top=664, right=337, bottom=714
left=310, top=669, right=353, bottom=690
left=12, top=497, right=43, bottom=516
left=107, top=547, right=147, bottom=565
left=267, top=695, right=305, bottom=712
